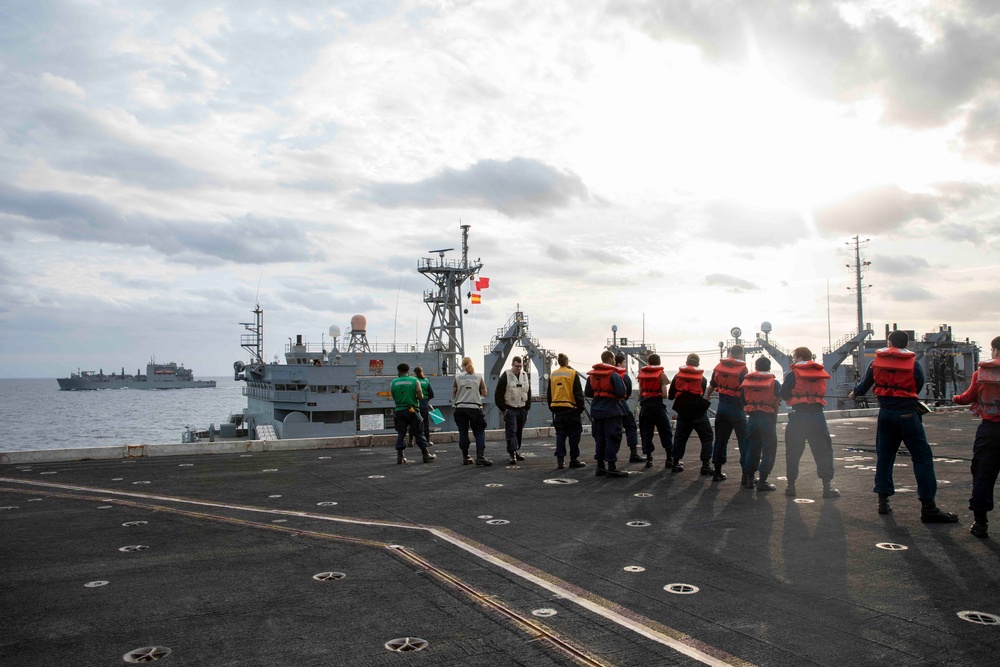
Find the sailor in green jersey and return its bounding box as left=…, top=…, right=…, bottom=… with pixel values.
left=412, top=366, right=435, bottom=447
left=390, top=363, right=435, bottom=464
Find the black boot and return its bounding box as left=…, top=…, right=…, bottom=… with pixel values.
left=671, top=460, right=684, bottom=473
left=785, top=482, right=797, bottom=497
left=557, top=457, right=565, bottom=470
left=629, top=449, right=644, bottom=464
left=397, top=451, right=408, bottom=465
left=920, top=498, right=958, bottom=523
left=463, top=454, right=473, bottom=465
left=475, top=455, right=493, bottom=466
left=606, top=461, right=628, bottom=478
left=877, top=493, right=891, bottom=514
left=569, top=458, right=586, bottom=468
left=645, top=454, right=653, bottom=468
left=422, top=449, right=436, bottom=463
left=971, top=511, right=989, bottom=538
left=823, top=482, right=841, bottom=498
left=700, top=461, right=713, bottom=476
left=596, top=461, right=607, bottom=477
left=756, top=476, right=776, bottom=491
left=712, top=465, right=727, bottom=482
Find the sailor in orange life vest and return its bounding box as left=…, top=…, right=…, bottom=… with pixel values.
left=668, top=353, right=714, bottom=474
left=850, top=330, right=957, bottom=522
left=703, top=345, right=749, bottom=482
left=585, top=350, right=629, bottom=478
left=495, top=356, right=531, bottom=466
left=615, top=352, right=644, bottom=464
left=952, top=335, right=1000, bottom=538
left=778, top=347, right=839, bottom=498
left=740, top=356, right=781, bottom=491
left=547, top=353, right=587, bottom=470
left=637, top=353, right=674, bottom=469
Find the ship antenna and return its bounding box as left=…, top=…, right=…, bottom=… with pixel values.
left=254, top=270, right=263, bottom=307
left=392, top=278, right=401, bottom=350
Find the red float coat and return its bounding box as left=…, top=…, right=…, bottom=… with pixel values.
left=712, top=358, right=747, bottom=397
left=787, top=361, right=830, bottom=406
left=741, top=372, right=779, bottom=414
left=954, top=359, right=1000, bottom=422
left=589, top=364, right=618, bottom=399
left=637, top=366, right=666, bottom=399
left=673, top=366, right=704, bottom=396
left=871, top=347, right=918, bottom=399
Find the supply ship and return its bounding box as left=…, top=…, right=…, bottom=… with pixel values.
left=56, top=361, right=216, bottom=390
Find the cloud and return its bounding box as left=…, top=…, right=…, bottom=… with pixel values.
left=0, top=183, right=323, bottom=264
left=40, top=73, right=86, bottom=99
left=813, top=185, right=942, bottom=235
left=705, top=273, right=759, bottom=292
left=888, top=285, right=935, bottom=301
left=872, top=254, right=930, bottom=275
left=701, top=200, right=809, bottom=247
left=358, top=158, right=591, bottom=217
left=613, top=1, right=1000, bottom=130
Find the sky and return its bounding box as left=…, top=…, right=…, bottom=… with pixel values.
left=2, top=0, right=999, bottom=379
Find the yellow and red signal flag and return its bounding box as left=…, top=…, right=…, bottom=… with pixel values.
left=471, top=293, right=482, bottom=304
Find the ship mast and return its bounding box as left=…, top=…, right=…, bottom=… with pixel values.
left=846, top=236, right=872, bottom=380
left=419, top=224, right=483, bottom=374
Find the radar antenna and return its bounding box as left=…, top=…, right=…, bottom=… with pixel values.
left=419, top=225, right=482, bottom=373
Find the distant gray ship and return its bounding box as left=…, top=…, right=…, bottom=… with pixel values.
left=57, top=361, right=216, bottom=390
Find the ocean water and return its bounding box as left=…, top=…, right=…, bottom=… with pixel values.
left=0, top=378, right=245, bottom=452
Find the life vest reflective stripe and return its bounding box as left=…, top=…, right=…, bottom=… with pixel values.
left=637, top=366, right=665, bottom=398
left=871, top=347, right=918, bottom=398
left=741, top=373, right=778, bottom=414
left=589, top=364, right=618, bottom=398
left=713, top=358, right=746, bottom=397
left=788, top=361, right=830, bottom=406
left=674, top=366, right=704, bottom=395
left=549, top=367, right=578, bottom=409
left=504, top=370, right=530, bottom=407
left=973, top=360, right=1000, bottom=419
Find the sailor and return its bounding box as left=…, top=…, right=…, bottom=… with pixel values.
left=780, top=347, right=839, bottom=498
left=850, top=330, right=956, bottom=522
left=952, top=335, right=1000, bottom=538
left=452, top=356, right=492, bottom=466
left=637, top=353, right=673, bottom=469
left=390, top=363, right=435, bottom=465
left=547, top=353, right=587, bottom=469
left=703, top=345, right=749, bottom=482
left=740, top=357, right=781, bottom=491
left=615, top=352, right=643, bottom=464
left=668, top=353, right=714, bottom=474
left=495, top=356, right=532, bottom=465
left=585, top=350, right=628, bottom=478
left=411, top=366, right=434, bottom=448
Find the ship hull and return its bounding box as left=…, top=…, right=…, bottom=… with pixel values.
left=57, top=378, right=216, bottom=390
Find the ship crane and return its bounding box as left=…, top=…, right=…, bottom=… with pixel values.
left=483, top=309, right=557, bottom=427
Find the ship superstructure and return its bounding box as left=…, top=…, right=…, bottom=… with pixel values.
left=233, top=226, right=492, bottom=440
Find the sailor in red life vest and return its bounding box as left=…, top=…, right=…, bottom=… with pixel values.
left=778, top=347, right=839, bottom=498
left=614, top=352, right=643, bottom=465
left=850, top=330, right=957, bottom=522
left=637, top=353, right=674, bottom=469
left=668, top=353, right=714, bottom=474
left=952, top=334, right=1000, bottom=537
left=584, top=350, right=629, bottom=478
left=703, top=345, right=749, bottom=482
left=740, top=357, right=781, bottom=491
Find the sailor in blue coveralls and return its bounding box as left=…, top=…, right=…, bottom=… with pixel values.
left=585, top=350, right=628, bottom=478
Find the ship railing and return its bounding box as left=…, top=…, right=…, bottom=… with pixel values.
left=418, top=257, right=469, bottom=271
left=243, top=382, right=307, bottom=402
